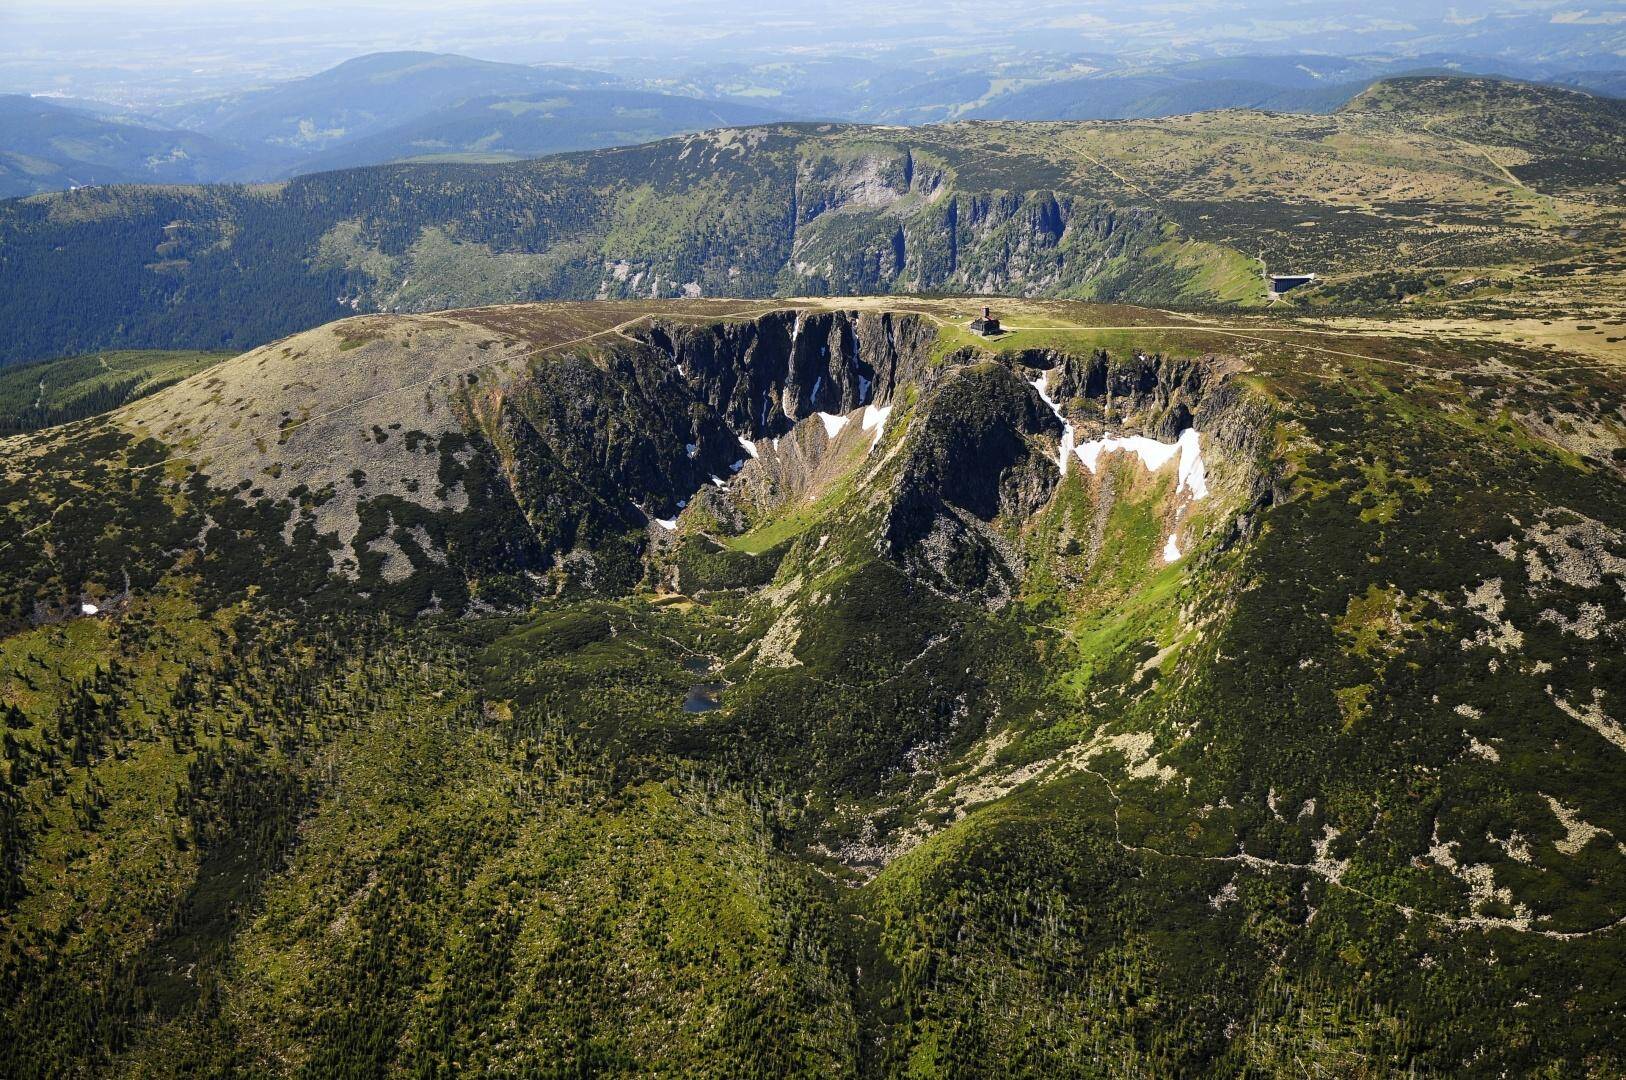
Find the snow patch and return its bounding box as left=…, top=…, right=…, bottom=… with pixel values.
left=1163, top=533, right=1182, bottom=563
left=685, top=442, right=698, bottom=459
left=79, top=602, right=99, bottom=616
left=1027, top=372, right=1074, bottom=477
left=738, top=436, right=759, bottom=459
left=861, top=402, right=893, bottom=451
left=1078, top=434, right=1176, bottom=474
left=653, top=517, right=678, bottom=532
left=817, top=411, right=849, bottom=438
left=1175, top=428, right=1208, bottom=499
left=1075, top=428, right=1209, bottom=502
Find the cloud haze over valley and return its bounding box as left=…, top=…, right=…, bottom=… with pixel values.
left=5, top=1, right=1624, bottom=103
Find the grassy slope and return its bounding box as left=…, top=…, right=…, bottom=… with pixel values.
left=0, top=349, right=231, bottom=434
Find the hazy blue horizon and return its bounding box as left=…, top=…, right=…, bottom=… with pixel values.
left=4, top=0, right=1623, bottom=106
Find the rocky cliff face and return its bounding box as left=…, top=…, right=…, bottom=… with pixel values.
left=1029, top=346, right=1252, bottom=440
left=0, top=127, right=1255, bottom=367
left=880, top=362, right=1063, bottom=604
left=4, top=302, right=1264, bottom=626
left=636, top=310, right=939, bottom=433
left=778, top=148, right=1169, bottom=297
left=624, top=312, right=1264, bottom=612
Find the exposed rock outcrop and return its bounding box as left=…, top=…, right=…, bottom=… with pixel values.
left=86, top=303, right=1262, bottom=617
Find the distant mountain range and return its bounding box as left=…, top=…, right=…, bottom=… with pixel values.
left=2, top=48, right=1623, bottom=199
left=642, top=50, right=1626, bottom=124
left=284, top=88, right=783, bottom=174
left=152, top=51, right=621, bottom=157
left=0, top=53, right=785, bottom=197
left=0, top=95, right=252, bottom=194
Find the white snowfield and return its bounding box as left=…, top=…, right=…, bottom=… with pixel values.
left=1076, top=427, right=1208, bottom=502
left=1028, top=373, right=1076, bottom=478
left=1174, top=428, right=1209, bottom=500
left=1026, top=368, right=1210, bottom=502
left=861, top=402, right=893, bottom=451
left=654, top=517, right=678, bottom=532
left=817, top=412, right=850, bottom=438
left=1027, top=367, right=1211, bottom=565
left=1086, top=431, right=1208, bottom=565
left=737, top=435, right=759, bottom=459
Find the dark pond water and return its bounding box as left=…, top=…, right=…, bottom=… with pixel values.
left=682, top=681, right=725, bottom=713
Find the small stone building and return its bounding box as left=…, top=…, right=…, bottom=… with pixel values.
left=969, top=305, right=1002, bottom=336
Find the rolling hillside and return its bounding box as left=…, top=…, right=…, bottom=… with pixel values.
left=960, top=55, right=1377, bottom=122
left=156, top=51, right=619, bottom=169
left=637, top=52, right=1626, bottom=125
left=0, top=348, right=231, bottom=434
left=282, top=88, right=785, bottom=173
left=0, top=52, right=791, bottom=194
left=0, top=95, right=254, bottom=198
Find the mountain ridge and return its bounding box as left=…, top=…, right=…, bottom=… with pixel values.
left=3, top=75, right=1621, bottom=370
left=0, top=52, right=795, bottom=197
left=278, top=87, right=787, bottom=175
left=1, top=295, right=1622, bottom=1073
left=0, top=94, right=256, bottom=197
